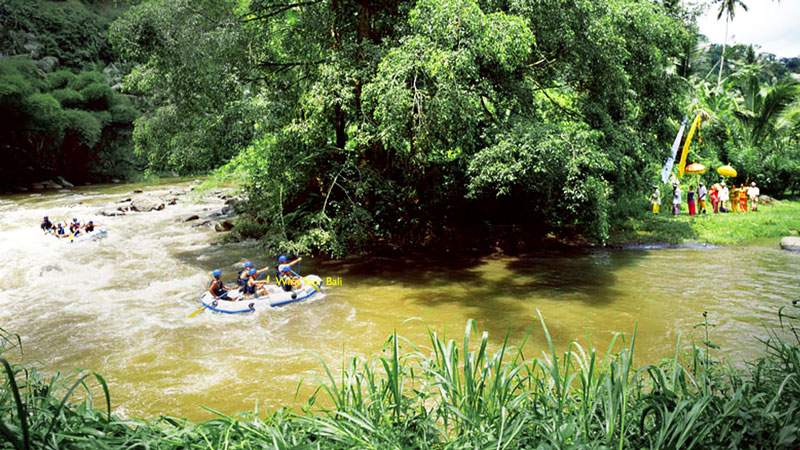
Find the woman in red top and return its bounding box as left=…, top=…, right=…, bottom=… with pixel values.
left=710, top=185, right=719, bottom=213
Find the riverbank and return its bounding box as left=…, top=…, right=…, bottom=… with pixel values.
left=608, top=199, right=800, bottom=247
left=2, top=305, right=799, bottom=449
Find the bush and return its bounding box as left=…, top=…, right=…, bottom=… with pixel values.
left=80, top=82, right=113, bottom=110
left=50, top=88, right=83, bottom=108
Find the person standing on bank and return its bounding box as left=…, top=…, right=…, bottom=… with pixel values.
left=718, top=182, right=729, bottom=213
left=687, top=185, right=696, bottom=215
left=747, top=182, right=760, bottom=211
left=649, top=185, right=661, bottom=214
left=672, top=183, right=682, bottom=215
left=697, top=182, right=707, bottom=214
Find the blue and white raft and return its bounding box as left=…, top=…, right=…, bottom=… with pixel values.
left=198, top=275, right=323, bottom=314
left=70, top=229, right=107, bottom=243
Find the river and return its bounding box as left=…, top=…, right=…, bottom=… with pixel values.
left=1, top=179, right=798, bottom=421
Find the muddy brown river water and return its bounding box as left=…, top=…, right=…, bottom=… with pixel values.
left=1, top=179, right=798, bottom=421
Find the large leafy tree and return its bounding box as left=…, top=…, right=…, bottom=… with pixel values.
left=113, top=0, right=692, bottom=254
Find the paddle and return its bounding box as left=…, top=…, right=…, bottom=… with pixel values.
left=187, top=305, right=206, bottom=318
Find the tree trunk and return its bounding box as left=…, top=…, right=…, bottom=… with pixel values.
left=717, top=16, right=729, bottom=92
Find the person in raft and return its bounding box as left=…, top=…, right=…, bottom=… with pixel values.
left=84, top=220, right=97, bottom=233
left=54, top=222, right=70, bottom=238
left=276, top=255, right=302, bottom=291
left=738, top=184, right=748, bottom=213
left=237, top=261, right=269, bottom=288
left=671, top=183, right=682, bottom=215
left=747, top=181, right=760, bottom=211
left=718, top=182, right=729, bottom=213
left=687, top=185, right=696, bottom=215
left=649, top=185, right=661, bottom=214
left=69, top=218, right=82, bottom=236
left=209, top=269, right=235, bottom=301
left=697, top=182, right=707, bottom=214
left=40, top=215, right=54, bottom=232
left=243, top=268, right=269, bottom=297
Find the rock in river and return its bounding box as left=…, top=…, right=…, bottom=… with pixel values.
left=780, top=237, right=800, bottom=252
left=130, top=195, right=165, bottom=212
left=214, top=221, right=234, bottom=232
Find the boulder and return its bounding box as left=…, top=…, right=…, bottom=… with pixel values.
left=97, top=208, right=125, bottom=217
left=758, top=194, right=777, bottom=205
left=42, top=180, right=62, bottom=189
left=209, top=205, right=236, bottom=219
left=133, top=189, right=143, bottom=193
left=130, top=195, right=165, bottom=212
left=118, top=198, right=131, bottom=203
left=112, top=179, right=121, bottom=183
left=167, top=197, right=178, bottom=205
left=180, top=215, right=200, bottom=223
left=31, top=183, right=45, bottom=190
left=780, top=237, right=800, bottom=252
left=214, top=220, right=234, bottom=232
left=56, top=176, right=74, bottom=188
left=192, top=220, right=211, bottom=228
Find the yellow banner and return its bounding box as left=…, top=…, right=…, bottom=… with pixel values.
left=678, top=114, right=702, bottom=178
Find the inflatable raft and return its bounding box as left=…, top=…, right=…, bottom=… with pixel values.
left=198, top=275, right=323, bottom=314
left=70, top=229, right=107, bottom=243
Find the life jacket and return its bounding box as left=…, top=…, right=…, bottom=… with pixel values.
left=209, top=278, right=225, bottom=296
left=236, top=270, right=247, bottom=287
left=41, top=220, right=52, bottom=230
left=85, top=224, right=94, bottom=232
left=244, top=280, right=256, bottom=295
left=56, top=227, right=65, bottom=235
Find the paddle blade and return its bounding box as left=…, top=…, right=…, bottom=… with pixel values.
left=188, top=306, right=206, bottom=318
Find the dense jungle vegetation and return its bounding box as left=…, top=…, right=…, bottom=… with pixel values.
left=0, top=0, right=140, bottom=187
left=2, top=0, right=800, bottom=255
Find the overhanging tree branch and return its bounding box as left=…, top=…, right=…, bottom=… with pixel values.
left=242, top=2, right=320, bottom=22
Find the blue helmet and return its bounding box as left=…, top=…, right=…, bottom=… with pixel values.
left=56, top=222, right=62, bottom=227
left=249, top=268, right=257, bottom=276
left=88, top=221, right=93, bottom=224
left=244, top=262, right=253, bottom=268
left=280, top=265, right=291, bottom=273
left=43, top=215, right=48, bottom=219
left=212, top=269, right=222, bottom=277
left=72, top=218, right=77, bottom=222
left=278, top=255, right=287, bottom=262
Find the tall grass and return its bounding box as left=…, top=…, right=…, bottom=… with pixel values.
left=2, top=304, right=799, bottom=449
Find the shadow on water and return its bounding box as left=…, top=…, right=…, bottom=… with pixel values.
left=316, top=248, right=649, bottom=341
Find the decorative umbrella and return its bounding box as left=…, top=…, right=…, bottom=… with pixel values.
left=717, top=165, right=737, bottom=177
left=685, top=163, right=706, bottom=174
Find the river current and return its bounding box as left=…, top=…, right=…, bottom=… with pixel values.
left=1, top=179, right=798, bottom=421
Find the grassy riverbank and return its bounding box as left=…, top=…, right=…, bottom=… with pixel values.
left=2, top=305, right=799, bottom=449
left=609, top=199, right=800, bottom=246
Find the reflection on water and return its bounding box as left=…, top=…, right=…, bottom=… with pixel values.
left=0, top=181, right=798, bottom=421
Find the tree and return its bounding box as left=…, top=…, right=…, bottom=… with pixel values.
left=715, top=0, right=748, bottom=92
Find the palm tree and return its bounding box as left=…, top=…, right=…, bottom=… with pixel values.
left=732, top=72, right=798, bottom=148
left=715, top=0, right=748, bottom=92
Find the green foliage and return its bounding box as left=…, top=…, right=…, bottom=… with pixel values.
left=113, top=0, right=693, bottom=253
left=0, top=0, right=114, bottom=68
left=50, top=88, right=83, bottom=108
left=45, top=70, right=75, bottom=90
left=683, top=44, right=800, bottom=196
left=2, top=306, right=800, bottom=448
left=80, top=82, right=113, bottom=110
left=0, top=57, right=141, bottom=187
